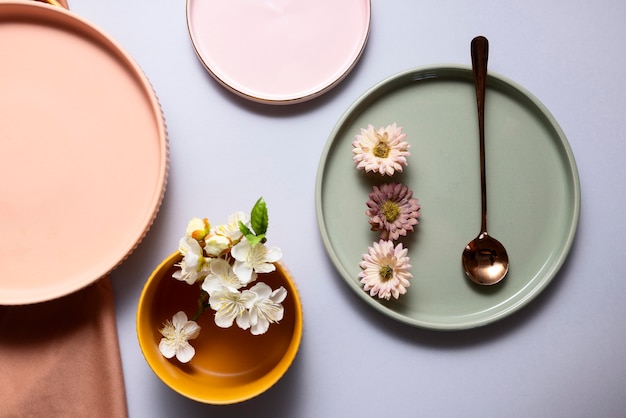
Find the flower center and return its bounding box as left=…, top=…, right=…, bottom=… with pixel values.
left=381, top=200, right=400, bottom=222
left=379, top=265, right=394, bottom=281
left=160, top=322, right=186, bottom=346
left=373, top=133, right=390, bottom=158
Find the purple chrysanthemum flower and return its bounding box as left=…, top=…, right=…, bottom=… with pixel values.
left=366, top=182, right=421, bottom=241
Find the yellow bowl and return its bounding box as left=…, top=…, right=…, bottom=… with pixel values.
left=136, top=251, right=303, bottom=404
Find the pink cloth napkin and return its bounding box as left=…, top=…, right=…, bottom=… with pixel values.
left=0, top=277, right=128, bottom=417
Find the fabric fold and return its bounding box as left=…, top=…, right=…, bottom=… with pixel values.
left=0, top=277, right=128, bottom=418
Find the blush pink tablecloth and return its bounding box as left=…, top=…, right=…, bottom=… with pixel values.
left=0, top=278, right=128, bottom=417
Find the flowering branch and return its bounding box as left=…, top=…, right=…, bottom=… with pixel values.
left=159, top=198, right=286, bottom=363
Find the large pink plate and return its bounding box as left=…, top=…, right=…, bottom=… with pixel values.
left=0, top=1, right=168, bottom=304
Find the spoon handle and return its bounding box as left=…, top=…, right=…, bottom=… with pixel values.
left=471, top=36, right=489, bottom=234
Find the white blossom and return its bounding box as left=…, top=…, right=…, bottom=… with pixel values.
left=173, top=237, right=210, bottom=284
left=246, top=283, right=287, bottom=335
left=231, top=239, right=282, bottom=285
left=158, top=311, right=201, bottom=363
left=201, top=258, right=243, bottom=295
left=209, top=288, right=256, bottom=330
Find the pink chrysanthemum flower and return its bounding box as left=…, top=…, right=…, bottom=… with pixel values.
left=359, top=240, right=412, bottom=300
left=366, top=182, right=420, bottom=241
left=352, top=123, right=410, bottom=176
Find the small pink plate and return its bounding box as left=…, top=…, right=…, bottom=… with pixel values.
left=186, top=0, right=371, bottom=104
left=0, top=1, right=168, bottom=304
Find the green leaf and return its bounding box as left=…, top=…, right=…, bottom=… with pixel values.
left=238, top=221, right=253, bottom=237
left=246, top=233, right=265, bottom=247
left=250, top=197, right=268, bottom=236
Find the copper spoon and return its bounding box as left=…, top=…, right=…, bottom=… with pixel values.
left=461, top=36, right=509, bottom=285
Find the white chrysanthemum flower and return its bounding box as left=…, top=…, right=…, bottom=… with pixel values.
left=158, top=311, right=201, bottom=363
left=173, top=237, right=210, bottom=284
left=246, top=282, right=287, bottom=335
left=201, top=258, right=243, bottom=295
left=231, top=239, right=282, bottom=285
left=359, top=240, right=412, bottom=300
left=209, top=288, right=256, bottom=329
left=352, top=123, right=410, bottom=176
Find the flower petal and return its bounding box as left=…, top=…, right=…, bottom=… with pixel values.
left=236, top=310, right=251, bottom=330
left=251, top=317, right=270, bottom=335
left=263, top=246, right=282, bottom=263
left=158, top=339, right=176, bottom=359
left=171, top=311, right=189, bottom=329
left=249, top=282, right=272, bottom=299
left=214, top=308, right=237, bottom=328
left=252, top=261, right=276, bottom=274
left=175, top=342, right=196, bottom=363
left=181, top=321, right=201, bottom=340
left=231, top=239, right=250, bottom=261
left=270, top=286, right=288, bottom=304
left=233, top=260, right=256, bottom=284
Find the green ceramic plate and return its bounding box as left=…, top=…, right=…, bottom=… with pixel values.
left=315, top=65, right=580, bottom=330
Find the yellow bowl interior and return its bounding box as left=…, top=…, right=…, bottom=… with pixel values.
left=137, top=251, right=303, bottom=404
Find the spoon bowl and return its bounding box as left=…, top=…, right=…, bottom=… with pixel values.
left=462, top=36, right=510, bottom=286
left=463, top=232, right=509, bottom=285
